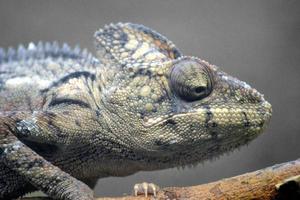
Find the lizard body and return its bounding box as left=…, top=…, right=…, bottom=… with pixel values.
left=0, top=23, right=272, bottom=199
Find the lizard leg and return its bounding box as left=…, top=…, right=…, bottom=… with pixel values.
left=0, top=114, right=94, bottom=200
left=0, top=162, right=36, bottom=199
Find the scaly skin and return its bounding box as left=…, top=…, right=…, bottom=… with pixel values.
left=0, top=23, right=272, bottom=199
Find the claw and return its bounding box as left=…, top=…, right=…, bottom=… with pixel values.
left=134, top=182, right=160, bottom=197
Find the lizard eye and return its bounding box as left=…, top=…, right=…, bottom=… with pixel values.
left=170, top=59, right=213, bottom=101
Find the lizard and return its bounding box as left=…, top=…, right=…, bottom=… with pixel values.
left=0, top=22, right=275, bottom=199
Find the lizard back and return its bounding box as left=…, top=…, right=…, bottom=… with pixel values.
left=0, top=42, right=100, bottom=112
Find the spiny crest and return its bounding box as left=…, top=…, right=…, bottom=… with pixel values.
left=0, top=42, right=99, bottom=65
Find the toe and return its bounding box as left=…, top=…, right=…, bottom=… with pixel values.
left=133, top=182, right=160, bottom=197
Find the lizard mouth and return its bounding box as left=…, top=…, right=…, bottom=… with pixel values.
left=142, top=112, right=198, bottom=128
left=142, top=101, right=272, bottom=130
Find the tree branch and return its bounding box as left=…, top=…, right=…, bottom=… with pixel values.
left=22, top=158, right=300, bottom=200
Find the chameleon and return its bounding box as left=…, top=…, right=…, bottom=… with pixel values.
left=0, top=22, right=274, bottom=199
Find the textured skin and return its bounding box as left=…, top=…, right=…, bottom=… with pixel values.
left=0, top=23, right=272, bottom=199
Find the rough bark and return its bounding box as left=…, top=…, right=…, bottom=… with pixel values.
left=22, top=158, right=300, bottom=200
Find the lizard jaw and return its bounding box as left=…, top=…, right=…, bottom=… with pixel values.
left=142, top=101, right=272, bottom=132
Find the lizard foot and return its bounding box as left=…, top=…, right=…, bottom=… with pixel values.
left=275, top=175, right=300, bottom=200
left=133, top=182, right=160, bottom=197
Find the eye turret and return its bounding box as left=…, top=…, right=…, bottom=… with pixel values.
left=170, top=59, right=213, bottom=101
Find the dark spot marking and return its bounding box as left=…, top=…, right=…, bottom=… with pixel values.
left=62, top=111, right=70, bottom=115
left=127, top=67, right=134, bottom=72
left=129, top=69, right=153, bottom=79
left=95, top=110, right=101, bottom=117
left=203, top=105, right=213, bottom=128
left=117, top=30, right=128, bottom=45
left=40, top=71, right=96, bottom=93
left=154, top=139, right=170, bottom=149
left=154, top=140, right=164, bottom=146
left=46, top=118, right=65, bottom=139
left=229, top=86, right=235, bottom=97
left=34, top=158, right=45, bottom=167
left=143, top=49, right=160, bottom=60
left=242, top=111, right=250, bottom=127
left=211, top=122, right=218, bottom=128
left=166, top=119, right=177, bottom=125
left=26, top=96, right=33, bottom=112
left=259, top=121, right=264, bottom=128
left=44, top=111, right=57, bottom=119
left=239, top=99, right=245, bottom=104
left=98, top=85, right=102, bottom=92
left=154, top=95, right=164, bottom=103
left=55, top=130, right=65, bottom=138
left=139, top=111, right=146, bottom=119
left=26, top=159, right=41, bottom=170
left=211, top=131, right=219, bottom=140
left=75, top=119, right=81, bottom=127
left=19, top=128, right=31, bottom=137
left=48, top=98, right=91, bottom=109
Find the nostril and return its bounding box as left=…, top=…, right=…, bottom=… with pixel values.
left=245, top=88, right=265, bottom=103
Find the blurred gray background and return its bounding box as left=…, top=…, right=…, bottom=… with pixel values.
left=0, top=0, right=299, bottom=197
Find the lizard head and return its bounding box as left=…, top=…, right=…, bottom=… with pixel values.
left=95, top=23, right=272, bottom=165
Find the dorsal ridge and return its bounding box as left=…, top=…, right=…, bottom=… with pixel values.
left=0, top=41, right=99, bottom=65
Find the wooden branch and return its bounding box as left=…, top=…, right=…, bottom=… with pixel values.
left=22, top=158, right=300, bottom=200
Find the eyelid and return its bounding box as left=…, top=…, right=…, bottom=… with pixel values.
left=170, top=59, right=213, bottom=102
